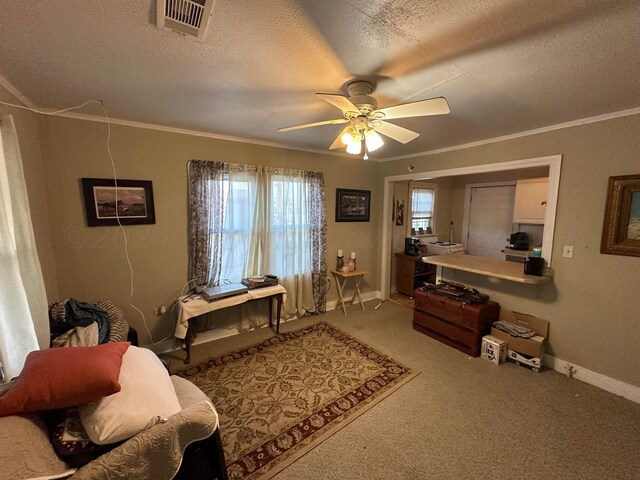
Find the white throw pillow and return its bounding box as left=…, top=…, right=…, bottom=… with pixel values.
left=78, top=346, right=181, bottom=445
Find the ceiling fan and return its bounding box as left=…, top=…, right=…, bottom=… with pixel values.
left=278, top=80, right=450, bottom=159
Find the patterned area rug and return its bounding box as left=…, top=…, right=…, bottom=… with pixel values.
left=178, top=322, right=418, bottom=479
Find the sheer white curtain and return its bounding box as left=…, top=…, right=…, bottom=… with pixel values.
left=259, top=170, right=314, bottom=317
left=220, top=166, right=258, bottom=283
left=0, top=115, right=48, bottom=380
left=216, top=166, right=315, bottom=317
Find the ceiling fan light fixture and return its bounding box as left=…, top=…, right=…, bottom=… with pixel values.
left=365, top=129, right=384, bottom=152
left=279, top=80, right=449, bottom=155
left=346, top=140, right=362, bottom=155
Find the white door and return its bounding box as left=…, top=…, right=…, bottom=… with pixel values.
left=466, top=185, right=515, bottom=259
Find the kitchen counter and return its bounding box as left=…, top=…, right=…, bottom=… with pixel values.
left=423, top=253, right=551, bottom=285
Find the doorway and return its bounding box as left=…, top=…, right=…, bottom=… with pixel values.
left=464, top=183, right=515, bottom=260
left=380, top=155, right=562, bottom=300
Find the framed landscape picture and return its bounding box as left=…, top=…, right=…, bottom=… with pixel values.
left=600, top=174, right=640, bottom=256
left=81, top=178, right=156, bottom=227
left=335, top=188, right=370, bottom=222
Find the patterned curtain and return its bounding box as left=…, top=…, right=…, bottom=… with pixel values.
left=187, top=160, right=226, bottom=287
left=305, top=171, right=328, bottom=314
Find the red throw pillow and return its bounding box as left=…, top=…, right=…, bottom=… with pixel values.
left=0, top=342, right=130, bottom=417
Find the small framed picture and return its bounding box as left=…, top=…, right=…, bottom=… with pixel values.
left=336, top=188, right=370, bottom=222
left=600, top=174, right=640, bottom=256
left=395, top=199, right=404, bottom=226
left=81, top=178, right=156, bottom=227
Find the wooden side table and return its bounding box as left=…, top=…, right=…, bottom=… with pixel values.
left=331, top=270, right=367, bottom=315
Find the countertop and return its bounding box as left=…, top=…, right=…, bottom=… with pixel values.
left=423, top=253, right=551, bottom=285
left=502, top=247, right=533, bottom=257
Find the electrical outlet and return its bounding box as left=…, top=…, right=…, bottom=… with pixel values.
left=153, top=305, right=166, bottom=316
left=565, top=363, right=576, bottom=378
left=562, top=245, right=574, bottom=258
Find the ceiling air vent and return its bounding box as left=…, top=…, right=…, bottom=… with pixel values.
left=156, top=0, right=215, bottom=41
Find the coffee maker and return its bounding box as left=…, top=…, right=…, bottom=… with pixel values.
left=509, top=232, right=530, bottom=251
left=404, top=237, right=421, bottom=256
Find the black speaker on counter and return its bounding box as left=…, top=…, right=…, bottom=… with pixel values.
left=523, top=256, right=544, bottom=276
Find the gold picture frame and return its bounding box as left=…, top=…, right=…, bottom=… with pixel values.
left=600, top=174, right=640, bottom=256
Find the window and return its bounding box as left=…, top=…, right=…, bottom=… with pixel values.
left=409, top=185, right=436, bottom=232
left=218, top=172, right=312, bottom=282
left=220, top=173, right=257, bottom=282
left=189, top=161, right=326, bottom=318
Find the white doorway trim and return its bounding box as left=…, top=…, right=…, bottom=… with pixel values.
left=380, top=155, right=562, bottom=300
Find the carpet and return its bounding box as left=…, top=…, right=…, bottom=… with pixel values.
left=177, top=321, right=418, bottom=479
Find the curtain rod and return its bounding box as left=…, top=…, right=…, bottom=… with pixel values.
left=187, top=159, right=321, bottom=176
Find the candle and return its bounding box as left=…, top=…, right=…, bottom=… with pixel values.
left=338, top=249, right=343, bottom=257
left=350, top=252, right=356, bottom=259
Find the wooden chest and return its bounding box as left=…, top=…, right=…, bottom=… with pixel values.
left=413, top=287, right=500, bottom=356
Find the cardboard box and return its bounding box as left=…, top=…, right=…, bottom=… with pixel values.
left=490, top=310, right=549, bottom=359
left=481, top=335, right=507, bottom=365
left=507, top=349, right=542, bottom=373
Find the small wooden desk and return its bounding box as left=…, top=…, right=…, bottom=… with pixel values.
left=331, top=270, right=367, bottom=315
left=176, top=284, right=286, bottom=364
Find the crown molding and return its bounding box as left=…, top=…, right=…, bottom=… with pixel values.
left=0, top=74, right=38, bottom=109
left=2, top=74, right=639, bottom=162
left=0, top=74, right=352, bottom=159
left=55, top=110, right=352, bottom=159
left=382, top=106, right=640, bottom=162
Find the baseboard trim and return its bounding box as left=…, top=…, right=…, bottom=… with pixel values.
left=148, top=337, right=182, bottom=355
left=146, top=294, right=389, bottom=356
left=544, top=354, right=640, bottom=404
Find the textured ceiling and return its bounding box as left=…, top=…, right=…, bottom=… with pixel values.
left=1, top=0, right=639, bottom=159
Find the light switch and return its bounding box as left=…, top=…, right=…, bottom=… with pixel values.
left=562, top=245, right=574, bottom=258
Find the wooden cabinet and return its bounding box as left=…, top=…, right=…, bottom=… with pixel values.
left=513, top=177, right=549, bottom=224
left=395, top=253, right=435, bottom=297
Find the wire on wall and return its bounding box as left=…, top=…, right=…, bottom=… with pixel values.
left=0, top=98, right=157, bottom=344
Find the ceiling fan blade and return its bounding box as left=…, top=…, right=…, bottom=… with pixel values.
left=317, top=94, right=361, bottom=115
left=374, top=121, right=420, bottom=144
left=374, top=97, right=450, bottom=120
left=278, top=118, right=348, bottom=132
left=329, top=126, right=351, bottom=150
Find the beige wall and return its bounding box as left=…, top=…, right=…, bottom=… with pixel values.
left=36, top=116, right=381, bottom=343
left=0, top=86, right=58, bottom=300
left=382, top=114, right=640, bottom=387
